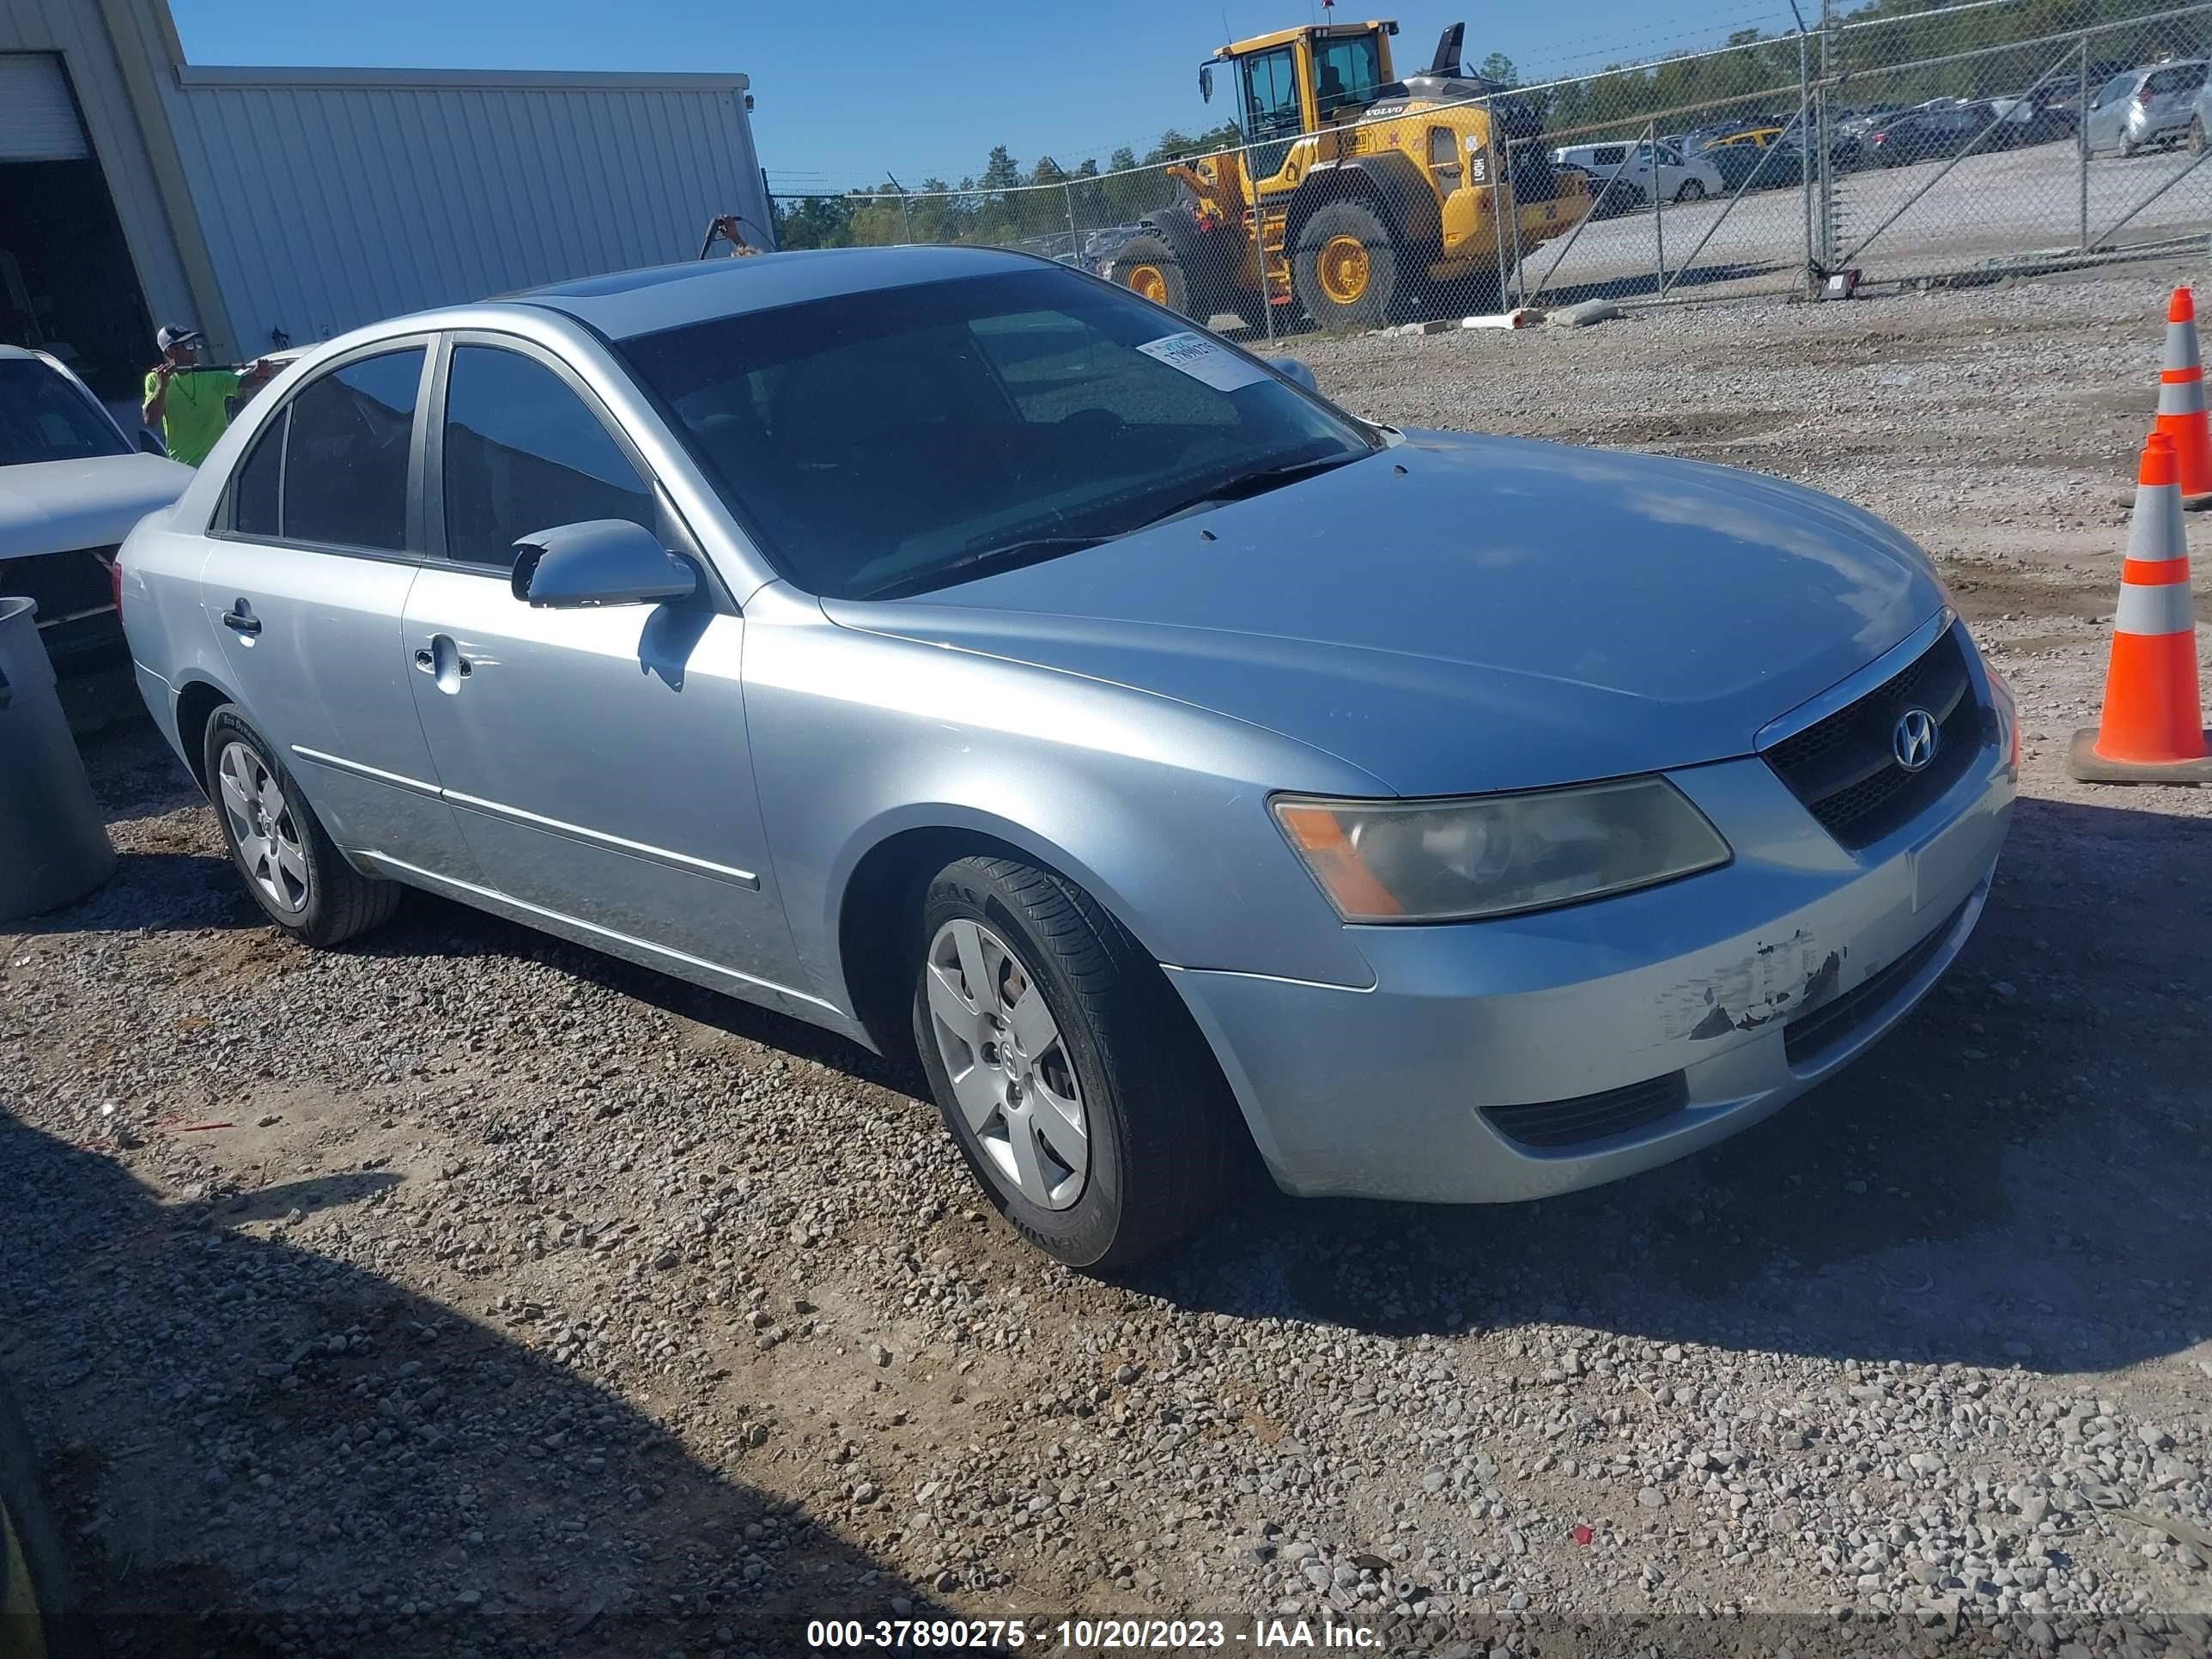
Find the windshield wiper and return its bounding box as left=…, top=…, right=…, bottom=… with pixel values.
left=857, top=536, right=1108, bottom=601
left=1133, top=452, right=1367, bottom=531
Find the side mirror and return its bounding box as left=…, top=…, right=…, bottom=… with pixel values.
left=1274, top=356, right=1320, bottom=394
left=510, top=520, right=697, bottom=609
left=136, top=428, right=166, bottom=456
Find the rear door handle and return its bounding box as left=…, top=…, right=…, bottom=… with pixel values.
left=222, top=601, right=261, bottom=636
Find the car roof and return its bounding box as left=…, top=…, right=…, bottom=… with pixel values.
left=510, top=244, right=1044, bottom=343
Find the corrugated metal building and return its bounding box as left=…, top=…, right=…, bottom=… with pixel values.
left=0, top=0, right=772, bottom=401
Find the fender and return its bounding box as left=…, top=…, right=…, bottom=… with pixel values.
left=1291, top=151, right=1443, bottom=252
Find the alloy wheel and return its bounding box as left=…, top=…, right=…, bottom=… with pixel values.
left=217, top=741, right=309, bottom=915
left=923, top=918, right=1089, bottom=1211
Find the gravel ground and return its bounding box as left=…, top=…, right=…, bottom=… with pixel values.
left=5, top=271, right=2211, bottom=1659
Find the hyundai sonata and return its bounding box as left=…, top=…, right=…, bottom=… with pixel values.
left=118, top=246, right=2015, bottom=1267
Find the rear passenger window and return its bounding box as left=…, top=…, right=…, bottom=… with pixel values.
left=1591, top=145, right=1626, bottom=165
left=281, top=349, right=424, bottom=550
left=229, top=411, right=283, bottom=537
left=441, top=346, right=653, bottom=568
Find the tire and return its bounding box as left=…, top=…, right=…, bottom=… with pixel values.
left=202, top=704, right=400, bottom=947
left=0, top=1382, right=93, bottom=1658
left=909, top=856, right=1239, bottom=1272
left=1674, top=179, right=1707, bottom=203
left=1291, top=198, right=1397, bottom=332
left=2193, top=117, right=2206, bottom=157
left=1109, top=233, right=1195, bottom=319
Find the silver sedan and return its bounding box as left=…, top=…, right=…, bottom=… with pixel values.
left=117, top=246, right=2017, bottom=1268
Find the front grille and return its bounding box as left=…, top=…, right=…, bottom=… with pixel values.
left=1485, top=1072, right=1688, bottom=1150
left=1783, top=899, right=1967, bottom=1068
left=1764, top=627, right=1982, bottom=850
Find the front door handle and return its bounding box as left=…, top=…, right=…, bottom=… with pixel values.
left=416, top=634, right=474, bottom=693
left=222, top=601, right=262, bottom=636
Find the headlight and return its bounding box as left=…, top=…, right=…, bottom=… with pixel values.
left=1273, top=777, right=1731, bottom=923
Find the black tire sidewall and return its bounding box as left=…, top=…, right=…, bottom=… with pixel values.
left=910, top=862, right=1132, bottom=1268
left=202, top=706, right=357, bottom=945
left=1293, top=200, right=1395, bottom=331
left=0, top=1382, right=89, bottom=1656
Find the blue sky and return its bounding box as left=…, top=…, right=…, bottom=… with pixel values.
left=172, top=0, right=1802, bottom=196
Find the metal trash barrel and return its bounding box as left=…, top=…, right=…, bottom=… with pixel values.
left=0, top=597, right=116, bottom=921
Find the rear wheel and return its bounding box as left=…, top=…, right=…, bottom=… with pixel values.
left=1109, top=233, right=1194, bottom=319
left=2192, top=117, right=2206, bottom=156
left=909, top=855, right=1239, bottom=1271
left=1674, top=178, right=1707, bottom=203
left=1292, top=199, right=1397, bottom=331
left=203, top=705, right=401, bottom=947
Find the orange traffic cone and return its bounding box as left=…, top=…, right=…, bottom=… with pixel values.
left=2069, top=431, right=2212, bottom=783
left=2154, top=286, right=2212, bottom=504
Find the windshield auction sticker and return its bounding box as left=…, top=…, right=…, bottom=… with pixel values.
left=1136, top=331, right=1273, bottom=393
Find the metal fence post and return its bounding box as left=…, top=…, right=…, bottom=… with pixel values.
left=2078, top=35, right=2091, bottom=252
left=1491, top=101, right=1512, bottom=312
left=1506, top=138, right=1528, bottom=307
left=1820, top=0, right=1838, bottom=272
left=1800, top=29, right=1818, bottom=289
left=1649, top=120, right=1665, bottom=299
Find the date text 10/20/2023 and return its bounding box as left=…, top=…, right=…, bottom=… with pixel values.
left=804, top=1616, right=1385, bottom=1650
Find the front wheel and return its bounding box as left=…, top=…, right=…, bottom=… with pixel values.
left=203, top=705, right=401, bottom=946
left=910, top=856, right=1238, bottom=1271
left=1109, top=233, right=1195, bottom=319
left=1674, top=179, right=1707, bottom=203
left=1291, top=199, right=1397, bottom=331
left=2192, top=118, right=2207, bottom=156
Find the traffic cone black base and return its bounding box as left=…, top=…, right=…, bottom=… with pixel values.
left=2064, top=729, right=2212, bottom=784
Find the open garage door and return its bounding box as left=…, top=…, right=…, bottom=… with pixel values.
left=0, top=54, right=153, bottom=404
left=0, top=55, right=90, bottom=161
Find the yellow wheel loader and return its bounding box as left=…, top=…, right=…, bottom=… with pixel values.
left=1110, top=21, right=1589, bottom=330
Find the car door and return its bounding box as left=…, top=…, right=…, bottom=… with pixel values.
left=399, top=333, right=806, bottom=995
left=198, top=339, right=474, bottom=874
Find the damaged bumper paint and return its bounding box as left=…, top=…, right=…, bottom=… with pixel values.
left=1165, top=727, right=2014, bottom=1206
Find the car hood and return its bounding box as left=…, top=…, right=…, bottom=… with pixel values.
left=823, top=430, right=1945, bottom=796
left=0, top=453, right=194, bottom=556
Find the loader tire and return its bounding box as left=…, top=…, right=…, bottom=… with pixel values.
left=1292, top=200, right=1396, bottom=332
left=1111, top=234, right=1195, bottom=319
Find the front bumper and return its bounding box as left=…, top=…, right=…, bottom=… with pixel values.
left=1168, top=696, right=2014, bottom=1205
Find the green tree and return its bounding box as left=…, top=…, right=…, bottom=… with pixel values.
left=1478, top=52, right=1518, bottom=85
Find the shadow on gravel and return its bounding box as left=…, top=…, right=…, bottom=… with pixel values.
left=1138, top=793, right=2212, bottom=1376
left=17, top=849, right=260, bottom=936
left=1522, top=258, right=1783, bottom=309
left=0, top=1112, right=931, bottom=1658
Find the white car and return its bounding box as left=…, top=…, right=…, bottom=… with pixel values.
left=0, top=345, right=193, bottom=672
left=1552, top=138, right=1725, bottom=204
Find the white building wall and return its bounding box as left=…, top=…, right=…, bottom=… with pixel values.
left=158, top=65, right=769, bottom=354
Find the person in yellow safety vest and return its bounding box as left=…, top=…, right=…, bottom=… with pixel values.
left=141, top=326, right=276, bottom=468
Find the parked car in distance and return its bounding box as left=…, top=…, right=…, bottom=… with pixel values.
left=118, top=245, right=2018, bottom=1270
left=2085, top=58, right=2208, bottom=155
left=1689, top=125, right=1803, bottom=190
left=1549, top=162, right=1644, bottom=217
left=2186, top=77, right=2212, bottom=153
left=1972, top=96, right=2077, bottom=149
left=0, top=343, right=192, bottom=672
left=1553, top=138, right=1723, bottom=204
left=1869, top=105, right=1984, bottom=166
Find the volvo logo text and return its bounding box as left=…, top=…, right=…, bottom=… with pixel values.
left=1892, top=708, right=1940, bottom=773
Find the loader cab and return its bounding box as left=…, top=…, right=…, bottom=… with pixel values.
left=1203, top=21, right=1399, bottom=140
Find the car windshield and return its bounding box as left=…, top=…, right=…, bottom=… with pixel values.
left=0, top=357, right=130, bottom=466
left=618, top=266, right=1376, bottom=600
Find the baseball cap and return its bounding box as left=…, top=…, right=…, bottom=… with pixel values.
left=155, top=325, right=204, bottom=351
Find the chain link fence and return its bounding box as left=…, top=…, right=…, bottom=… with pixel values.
left=764, top=0, right=2212, bottom=337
